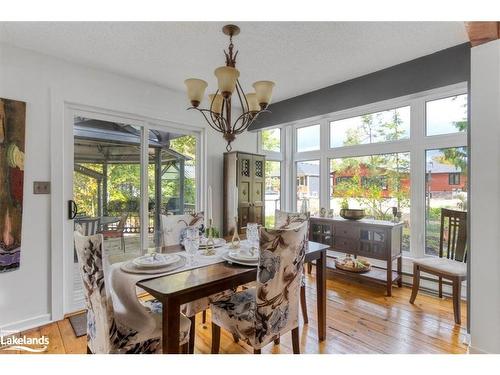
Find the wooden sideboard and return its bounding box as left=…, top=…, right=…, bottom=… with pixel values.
left=309, top=216, right=403, bottom=296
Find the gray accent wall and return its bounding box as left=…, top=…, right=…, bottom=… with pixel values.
left=250, top=43, right=470, bottom=130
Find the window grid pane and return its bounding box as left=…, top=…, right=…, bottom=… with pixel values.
left=425, top=147, right=467, bottom=256
left=261, top=128, right=281, bottom=152
left=265, top=161, right=281, bottom=227
left=297, top=124, right=320, bottom=152
left=330, top=106, right=410, bottom=148
left=426, top=94, right=468, bottom=136
left=296, top=160, right=320, bottom=216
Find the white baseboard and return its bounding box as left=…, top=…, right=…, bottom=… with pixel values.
left=0, top=314, right=52, bottom=334
left=468, top=345, right=490, bottom=354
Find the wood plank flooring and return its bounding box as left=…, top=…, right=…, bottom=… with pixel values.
left=1, top=272, right=468, bottom=354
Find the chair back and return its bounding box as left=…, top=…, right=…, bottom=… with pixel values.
left=160, top=212, right=204, bottom=246
left=74, top=231, right=114, bottom=354
left=255, top=221, right=308, bottom=346
left=439, top=208, right=467, bottom=262
left=274, top=209, right=309, bottom=229
left=116, top=213, right=128, bottom=231
left=75, top=218, right=100, bottom=236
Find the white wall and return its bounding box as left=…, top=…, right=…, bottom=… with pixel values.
left=0, top=43, right=257, bottom=330
left=470, top=40, right=500, bottom=354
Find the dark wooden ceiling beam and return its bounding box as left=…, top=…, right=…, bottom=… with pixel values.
left=465, top=22, right=500, bottom=47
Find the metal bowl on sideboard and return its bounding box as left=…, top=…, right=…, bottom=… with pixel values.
left=339, top=208, right=366, bottom=221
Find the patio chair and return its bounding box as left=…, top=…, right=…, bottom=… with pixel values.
left=410, top=208, right=467, bottom=324
left=100, top=213, right=128, bottom=252
left=210, top=222, right=308, bottom=354
left=74, top=231, right=191, bottom=353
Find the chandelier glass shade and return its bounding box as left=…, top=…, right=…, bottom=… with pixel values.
left=184, top=24, right=275, bottom=151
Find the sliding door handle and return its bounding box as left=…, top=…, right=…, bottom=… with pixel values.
left=68, top=200, right=78, bottom=220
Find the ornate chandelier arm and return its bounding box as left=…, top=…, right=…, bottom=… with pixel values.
left=233, top=108, right=271, bottom=134
left=236, top=79, right=250, bottom=113
left=188, top=107, right=225, bottom=133
left=232, top=111, right=252, bottom=133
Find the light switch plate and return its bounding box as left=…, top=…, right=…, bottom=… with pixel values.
left=33, top=181, right=51, bottom=194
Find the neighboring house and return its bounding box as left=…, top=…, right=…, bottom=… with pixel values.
left=295, top=162, right=320, bottom=198
left=425, top=160, right=467, bottom=194
left=329, top=160, right=466, bottom=198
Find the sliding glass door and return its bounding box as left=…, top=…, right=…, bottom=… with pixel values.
left=67, top=109, right=201, bottom=313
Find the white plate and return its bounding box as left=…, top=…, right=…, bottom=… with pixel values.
left=222, top=251, right=258, bottom=267
left=198, top=238, right=226, bottom=248
left=121, top=256, right=186, bottom=274
left=132, top=253, right=180, bottom=269
left=228, top=249, right=259, bottom=262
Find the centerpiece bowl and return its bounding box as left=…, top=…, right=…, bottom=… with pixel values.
left=339, top=208, right=366, bottom=221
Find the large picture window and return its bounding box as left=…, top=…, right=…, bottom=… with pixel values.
left=260, top=84, right=468, bottom=260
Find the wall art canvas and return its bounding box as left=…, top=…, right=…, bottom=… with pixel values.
left=0, top=98, right=26, bottom=273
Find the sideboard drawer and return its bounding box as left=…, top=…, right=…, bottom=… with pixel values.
left=334, top=223, right=360, bottom=239
left=333, top=236, right=358, bottom=253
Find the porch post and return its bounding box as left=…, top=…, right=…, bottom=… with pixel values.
left=179, top=158, right=185, bottom=214
left=102, top=161, right=108, bottom=216
left=154, top=148, right=162, bottom=245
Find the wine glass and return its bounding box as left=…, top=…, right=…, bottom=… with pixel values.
left=246, top=223, right=259, bottom=256
left=185, top=227, right=200, bottom=266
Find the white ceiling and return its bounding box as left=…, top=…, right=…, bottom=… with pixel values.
left=0, top=22, right=468, bottom=102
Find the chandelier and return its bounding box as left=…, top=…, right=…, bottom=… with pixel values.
left=184, top=24, right=275, bottom=151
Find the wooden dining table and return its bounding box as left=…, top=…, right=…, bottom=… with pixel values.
left=137, top=240, right=329, bottom=354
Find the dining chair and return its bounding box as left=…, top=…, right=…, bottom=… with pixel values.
left=410, top=208, right=467, bottom=324
left=160, top=212, right=233, bottom=353
left=210, top=221, right=308, bottom=354
left=160, top=212, right=204, bottom=246
left=100, top=213, right=128, bottom=252
left=74, top=231, right=191, bottom=353
left=275, top=209, right=310, bottom=325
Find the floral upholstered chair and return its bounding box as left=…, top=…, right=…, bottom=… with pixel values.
left=274, top=209, right=309, bottom=230
left=74, top=231, right=191, bottom=354
left=275, top=209, right=310, bottom=325
left=160, top=212, right=204, bottom=246
left=210, top=222, right=308, bottom=354
left=160, top=212, right=232, bottom=353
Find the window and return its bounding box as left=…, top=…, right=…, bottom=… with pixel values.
left=330, top=153, right=411, bottom=251
left=330, top=106, right=410, bottom=148
left=261, top=128, right=281, bottom=152
left=262, top=84, right=467, bottom=263
left=264, top=161, right=281, bottom=227
left=297, top=124, right=320, bottom=152
left=425, top=147, right=467, bottom=256
left=449, top=172, right=461, bottom=185
left=426, top=94, right=467, bottom=136
left=296, top=160, right=320, bottom=216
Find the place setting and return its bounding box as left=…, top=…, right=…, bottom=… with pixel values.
left=221, top=222, right=260, bottom=267
left=120, top=251, right=186, bottom=274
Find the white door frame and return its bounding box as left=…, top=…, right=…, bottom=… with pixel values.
left=50, top=91, right=206, bottom=320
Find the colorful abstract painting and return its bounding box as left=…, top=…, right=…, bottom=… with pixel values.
left=0, top=98, right=26, bottom=273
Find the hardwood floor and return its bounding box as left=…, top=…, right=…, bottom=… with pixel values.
left=2, top=271, right=468, bottom=354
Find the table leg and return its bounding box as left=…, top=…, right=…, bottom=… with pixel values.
left=397, top=255, right=402, bottom=287
left=316, top=250, right=326, bottom=341
left=386, top=258, right=392, bottom=297
left=162, top=297, right=181, bottom=354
